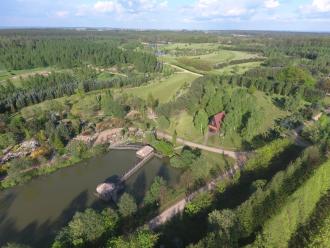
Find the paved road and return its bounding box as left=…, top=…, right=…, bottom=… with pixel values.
left=156, top=131, right=246, bottom=160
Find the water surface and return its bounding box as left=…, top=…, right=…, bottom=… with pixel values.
left=0, top=150, right=180, bottom=247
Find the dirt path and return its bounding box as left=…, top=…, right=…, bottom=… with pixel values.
left=165, top=63, right=204, bottom=77
left=156, top=131, right=246, bottom=160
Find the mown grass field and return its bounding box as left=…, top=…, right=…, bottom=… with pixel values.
left=159, top=42, right=219, bottom=51
left=212, top=61, right=263, bottom=75
left=161, top=46, right=262, bottom=75
left=119, top=72, right=199, bottom=103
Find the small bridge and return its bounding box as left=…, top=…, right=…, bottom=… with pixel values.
left=120, top=151, right=154, bottom=182
left=96, top=145, right=155, bottom=201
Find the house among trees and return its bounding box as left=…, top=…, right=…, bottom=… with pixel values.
left=208, top=112, right=225, bottom=133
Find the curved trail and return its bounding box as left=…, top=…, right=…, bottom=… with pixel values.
left=156, top=131, right=247, bottom=160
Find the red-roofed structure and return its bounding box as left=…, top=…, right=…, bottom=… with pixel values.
left=208, top=112, right=225, bottom=133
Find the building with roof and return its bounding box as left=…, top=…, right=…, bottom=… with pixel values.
left=208, top=112, right=225, bottom=133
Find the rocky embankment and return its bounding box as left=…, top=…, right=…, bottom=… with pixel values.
left=0, top=139, right=40, bottom=164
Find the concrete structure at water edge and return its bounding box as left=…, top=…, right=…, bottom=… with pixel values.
left=136, top=145, right=154, bottom=159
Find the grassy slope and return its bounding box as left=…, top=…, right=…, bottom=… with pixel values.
left=255, top=160, right=330, bottom=248
left=20, top=72, right=199, bottom=121
left=167, top=111, right=202, bottom=142
left=166, top=90, right=287, bottom=150
left=119, top=73, right=199, bottom=103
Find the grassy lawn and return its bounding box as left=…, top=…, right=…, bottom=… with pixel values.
left=97, top=72, right=116, bottom=81
left=202, top=150, right=235, bottom=171
left=323, top=96, right=330, bottom=106
left=166, top=111, right=202, bottom=142
left=188, top=50, right=258, bottom=64
left=119, top=72, right=199, bottom=103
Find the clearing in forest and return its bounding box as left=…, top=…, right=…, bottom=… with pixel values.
left=119, top=72, right=199, bottom=103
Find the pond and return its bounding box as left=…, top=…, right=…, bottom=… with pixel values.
left=0, top=149, right=181, bottom=247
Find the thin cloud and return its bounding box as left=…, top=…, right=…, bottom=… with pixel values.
left=55, top=11, right=69, bottom=18
left=264, top=0, right=280, bottom=9
left=300, top=0, right=330, bottom=14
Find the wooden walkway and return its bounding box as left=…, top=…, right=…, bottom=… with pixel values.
left=121, top=152, right=155, bottom=182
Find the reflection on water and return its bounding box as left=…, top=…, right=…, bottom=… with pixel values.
left=0, top=150, right=180, bottom=247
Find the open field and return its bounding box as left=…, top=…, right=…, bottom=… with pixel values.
left=0, top=67, right=54, bottom=85
left=118, top=72, right=199, bottom=103
left=0, top=67, right=72, bottom=87
left=159, top=42, right=219, bottom=51
left=160, top=45, right=262, bottom=75
left=20, top=90, right=103, bottom=121
left=212, top=61, right=263, bottom=75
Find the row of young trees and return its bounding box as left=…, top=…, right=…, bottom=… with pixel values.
left=0, top=70, right=156, bottom=113
left=189, top=144, right=325, bottom=248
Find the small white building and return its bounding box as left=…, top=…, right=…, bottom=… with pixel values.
left=136, top=146, right=154, bottom=159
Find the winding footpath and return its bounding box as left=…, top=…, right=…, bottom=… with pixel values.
left=156, top=130, right=247, bottom=160
left=148, top=120, right=317, bottom=229
left=146, top=130, right=247, bottom=229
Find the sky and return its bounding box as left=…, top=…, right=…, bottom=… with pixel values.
left=0, top=0, right=330, bottom=31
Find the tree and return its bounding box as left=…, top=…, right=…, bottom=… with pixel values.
left=101, top=90, right=125, bottom=118
left=185, top=192, right=212, bottom=216
left=118, top=193, right=137, bottom=217
left=67, top=140, right=89, bottom=159
left=208, top=209, right=240, bottom=248
left=158, top=115, right=170, bottom=129
left=52, top=208, right=118, bottom=247
left=194, top=110, right=209, bottom=134
left=172, top=130, right=177, bottom=146
left=144, top=176, right=167, bottom=205
left=147, top=93, right=159, bottom=109
left=2, top=243, right=31, bottom=248
left=108, top=229, right=158, bottom=248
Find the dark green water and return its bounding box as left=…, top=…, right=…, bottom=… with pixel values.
left=0, top=150, right=180, bottom=247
